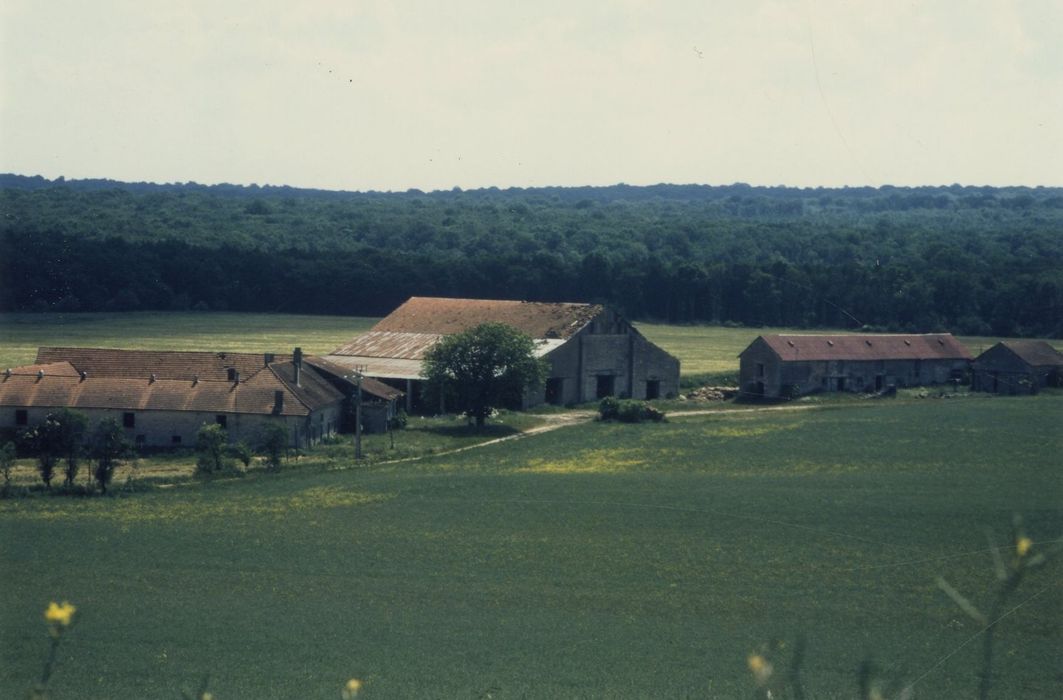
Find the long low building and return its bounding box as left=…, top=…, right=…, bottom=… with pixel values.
left=1, top=347, right=360, bottom=448
left=738, top=333, right=973, bottom=398
left=324, top=296, right=681, bottom=410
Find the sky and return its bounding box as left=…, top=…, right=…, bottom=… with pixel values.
left=1, top=0, right=1061, bottom=191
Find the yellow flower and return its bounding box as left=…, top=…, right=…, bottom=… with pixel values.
left=342, top=678, right=363, bottom=699
left=1016, top=536, right=1032, bottom=557
left=44, top=601, right=76, bottom=627
left=747, top=654, right=773, bottom=684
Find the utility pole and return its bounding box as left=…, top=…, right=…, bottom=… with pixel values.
left=354, top=369, right=364, bottom=460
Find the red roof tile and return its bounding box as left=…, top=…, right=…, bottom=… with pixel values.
left=368, top=297, right=603, bottom=339
left=35, top=347, right=289, bottom=381
left=755, top=333, right=973, bottom=361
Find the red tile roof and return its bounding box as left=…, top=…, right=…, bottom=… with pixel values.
left=2, top=354, right=342, bottom=416
left=368, top=297, right=603, bottom=339
left=35, top=347, right=289, bottom=381
left=755, top=333, right=973, bottom=361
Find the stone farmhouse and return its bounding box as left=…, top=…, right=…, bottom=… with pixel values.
left=0, top=347, right=401, bottom=448
left=324, top=297, right=680, bottom=409
left=971, top=340, right=1063, bottom=395
left=738, top=333, right=972, bottom=398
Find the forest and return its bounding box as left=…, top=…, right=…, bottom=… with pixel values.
left=1, top=174, right=1061, bottom=337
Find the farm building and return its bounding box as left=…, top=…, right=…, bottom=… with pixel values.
left=324, top=297, right=680, bottom=409
left=971, top=340, right=1063, bottom=395
left=0, top=347, right=400, bottom=448
left=738, top=333, right=973, bottom=398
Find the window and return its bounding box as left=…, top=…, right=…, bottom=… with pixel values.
left=171, top=435, right=182, bottom=445
left=15, top=409, right=28, bottom=426
left=215, top=415, right=228, bottom=428
left=756, top=362, right=765, bottom=378
left=123, top=412, right=135, bottom=428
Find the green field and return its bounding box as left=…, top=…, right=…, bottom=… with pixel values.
left=2, top=312, right=1058, bottom=378
left=2, top=396, right=1061, bottom=698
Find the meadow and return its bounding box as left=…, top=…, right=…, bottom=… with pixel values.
left=1, top=395, right=1060, bottom=698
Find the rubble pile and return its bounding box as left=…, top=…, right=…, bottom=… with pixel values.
left=680, top=386, right=738, bottom=402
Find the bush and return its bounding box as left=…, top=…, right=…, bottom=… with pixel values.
left=600, top=398, right=665, bottom=423
left=0, top=441, right=15, bottom=496
left=598, top=396, right=621, bottom=420
left=227, top=441, right=253, bottom=469
left=195, top=424, right=231, bottom=476
left=90, top=419, right=132, bottom=494
left=258, top=423, right=288, bottom=471
left=21, top=409, right=87, bottom=488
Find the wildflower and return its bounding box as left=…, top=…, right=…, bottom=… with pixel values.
left=44, top=601, right=76, bottom=627
left=747, top=653, right=773, bottom=685
left=1016, top=536, right=1032, bottom=557
left=342, top=677, right=363, bottom=699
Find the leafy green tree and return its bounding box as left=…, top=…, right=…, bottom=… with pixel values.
left=228, top=441, right=253, bottom=469
left=195, top=423, right=228, bottom=476
left=90, top=419, right=132, bottom=494
left=423, top=323, right=548, bottom=429
left=23, top=409, right=87, bottom=488
left=0, top=441, right=16, bottom=495
left=258, top=423, right=288, bottom=471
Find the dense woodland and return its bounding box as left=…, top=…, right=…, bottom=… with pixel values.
left=1, top=174, right=1061, bottom=337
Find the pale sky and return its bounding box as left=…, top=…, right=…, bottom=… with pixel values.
left=2, top=1, right=1061, bottom=191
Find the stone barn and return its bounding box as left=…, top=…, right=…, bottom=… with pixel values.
left=1, top=347, right=346, bottom=448
left=971, top=340, right=1063, bottom=395
left=324, top=297, right=680, bottom=410
left=738, top=333, right=972, bottom=399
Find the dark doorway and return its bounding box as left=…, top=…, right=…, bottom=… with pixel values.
left=836, top=377, right=846, bottom=392
left=596, top=375, right=615, bottom=399
left=753, top=381, right=765, bottom=396
left=875, top=375, right=884, bottom=391
left=545, top=377, right=564, bottom=405
left=645, top=379, right=660, bottom=400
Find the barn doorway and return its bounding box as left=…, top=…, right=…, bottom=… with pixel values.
left=875, top=375, right=884, bottom=391
left=836, top=377, right=846, bottom=392
left=545, top=377, right=564, bottom=405
left=596, top=375, right=615, bottom=399
left=645, top=379, right=660, bottom=400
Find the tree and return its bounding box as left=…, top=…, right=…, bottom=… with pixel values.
left=23, top=409, right=87, bottom=488
left=90, top=419, right=131, bottom=494
left=0, top=441, right=16, bottom=496
left=422, top=322, right=548, bottom=429
left=258, top=423, right=288, bottom=471
left=195, top=423, right=228, bottom=475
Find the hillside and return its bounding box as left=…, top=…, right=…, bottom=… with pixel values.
left=1, top=175, right=1061, bottom=336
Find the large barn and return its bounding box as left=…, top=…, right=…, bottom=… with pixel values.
left=324, top=297, right=680, bottom=409
left=0, top=347, right=398, bottom=448
left=971, top=340, right=1063, bottom=395
left=738, top=333, right=972, bottom=398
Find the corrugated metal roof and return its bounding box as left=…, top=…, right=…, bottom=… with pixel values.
left=319, top=354, right=425, bottom=380
left=331, top=331, right=443, bottom=360
left=303, top=356, right=406, bottom=400
left=993, top=340, right=1063, bottom=367
left=367, top=297, right=603, bottom=339
left=755, top=333, right=973, bottom=361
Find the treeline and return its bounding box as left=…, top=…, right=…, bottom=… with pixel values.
left=1, top=176, right=1061, bottom=337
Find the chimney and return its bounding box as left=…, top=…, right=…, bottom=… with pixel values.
left=273, top=390, right=284, bottom=414
left=80, top=371, right=88, bottom=381
left=293, top=347, right=303, bottom=387
left=264, top=352, right=275, bottom=366
left=232, top=370, right=240, bottom=384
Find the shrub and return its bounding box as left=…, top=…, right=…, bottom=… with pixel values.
left=258, top=423, right=288, bottom=471
left=598, top=396, right=621, bottom=420
left=0, top=441, right=15, bottom=496
left=195, top=424, right=230, bottom=476
left=227, top=441, right=253, bottom=469
left=90, top=419, right=132, bottom=494
left=600, top=398, right=665, bottom=423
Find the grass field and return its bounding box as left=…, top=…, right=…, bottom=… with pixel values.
left=2, top=395, right=1061, bottom=698
left=2, top=312, right=1059, bottom=379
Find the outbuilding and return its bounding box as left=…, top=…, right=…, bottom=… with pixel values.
left=971, top=340, right=1063, bottom=395
left=738, top=333, right=972, bottom=398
